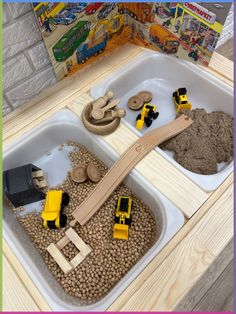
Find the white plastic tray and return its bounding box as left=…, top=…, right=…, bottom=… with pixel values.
left=3, top=109, right=184, bottom=311
left=90, top=50, right=234, bottom=191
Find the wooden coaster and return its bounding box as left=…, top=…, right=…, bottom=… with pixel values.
left=138, top=91, right=153, bottom=103
left=87, top=164, right=101, bottom=183
left=70, top=164, right=87, bottom=183
left=128, top=96, right=144, bottom=110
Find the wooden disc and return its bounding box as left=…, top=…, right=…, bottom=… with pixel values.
left=127, top=96, right=143, bottom=110
left=70, top=164, right=87, bottom=183
left=87, top=164, right=101, bottom=183
left=137, top=91, right=153, bottom=103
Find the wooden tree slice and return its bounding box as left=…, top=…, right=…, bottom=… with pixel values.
left=71, top=115, right=193, bottom=226
left=137, top=91, right=153, bottom=103
left=70, top=164, right=87, bottom=183
left=87, top=164, right=101, bottom=183
left=128, top=96, right=144, bottom=110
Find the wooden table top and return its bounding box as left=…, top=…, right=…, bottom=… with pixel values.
left=3, top=44, right=234, bottom=311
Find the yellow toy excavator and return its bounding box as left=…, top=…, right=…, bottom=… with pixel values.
left=113, top=196, right=132, bottom=240
left=88, top=13, right=125, bottom=43
left=42, top=190, right=69, bottom=229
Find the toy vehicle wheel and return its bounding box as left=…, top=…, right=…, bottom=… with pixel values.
left=148, top=110, right=154, bottom=118
left=59, top=214, right=67, bottom=228
left=153, top=112, right=159, bottom=119
left=149, top=35, right=154, bottom=42
left=62, top=192, right=70, bottom=206
left=125, top=216, right=132, bottom=226
left=114, top=216, right=120, bottom=223
left=136, top=114, right=141, bottom=121
left=144, top=117, right=152, bottom=127
left=47, top=220, right=57, bottom=230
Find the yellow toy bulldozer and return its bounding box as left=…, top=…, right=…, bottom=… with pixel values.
left=136, top=104, right=159, bottom=131
left=172, top=88, right=192, bottom=112
left=113, top=196, right=132, bottom=240
left=42, top=190, right=69, bottom=229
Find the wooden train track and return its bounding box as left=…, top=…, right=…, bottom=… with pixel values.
left=71, top=114, right=193, bottom=226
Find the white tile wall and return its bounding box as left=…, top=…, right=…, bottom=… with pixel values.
left=2, top=3, right=57, bottom=116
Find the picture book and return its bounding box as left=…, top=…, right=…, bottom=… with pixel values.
left=32, top=2, right=232, bottom=80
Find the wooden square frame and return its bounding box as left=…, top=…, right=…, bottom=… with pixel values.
left=47, top=228, right=92, bottom=274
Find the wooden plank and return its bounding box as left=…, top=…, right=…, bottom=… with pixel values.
left=208, top=52, right=233, bottom=83
left=65, top=228, right=92, bottom=257
left=70, top=254, right=86, bottom=268
left=193, top=260, right=234, bottom=312
left=3, top=240, right=51, bottom=311
left=108, top=182, right=233, bottom=311
left=32, top=170, right=44, bottom=178
left=47, top=243, right=72, bottom=275
left=3, top=256, right=40, bottom=312
left=56, top=234, right=70, bottom=250
left=68, top=98, right=208, bottom=219
left=33, top=179, right=47, bottom=188
left=221, top=293, right=234, bottom=312
left=113, top=239, right=215, bottom=311
left=175, top=238, right=234, bottom=311
left=195, top=185, right=234, bottom=256
left=216, top=38, right=234, bottom=61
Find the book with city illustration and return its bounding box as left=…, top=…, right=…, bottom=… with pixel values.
left=32, top=2, right=232, bottom=80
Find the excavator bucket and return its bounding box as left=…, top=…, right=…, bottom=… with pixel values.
left=113, top=223, right=129, bottom=240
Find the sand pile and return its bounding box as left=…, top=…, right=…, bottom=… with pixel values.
left=160, top=109, right=233, bottom=174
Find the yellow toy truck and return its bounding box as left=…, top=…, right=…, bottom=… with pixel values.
left=42, top=190, right=69, bottom=229
left=172, top=88, right=192, bottom=112
left=113, top=196, right=132, bottom=240
left=136, top=104, right=159, bottom=131
left=149, top=24, right=179, bottom=53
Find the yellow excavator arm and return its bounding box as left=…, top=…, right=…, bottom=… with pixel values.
left=88, top=14, right=125, bottom=42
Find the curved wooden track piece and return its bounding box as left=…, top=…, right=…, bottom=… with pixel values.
left=71, top=115, right=193, bottom=226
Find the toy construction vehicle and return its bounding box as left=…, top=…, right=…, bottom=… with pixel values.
left=136, top=104, right=159, bottom=131
left=42, top=190, right=69, bottom=229
left=172, top=88, right=192, bottom=112
left=113, top=196, right=132, bottom=240
left=188, top=49, right=199, bottom=62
